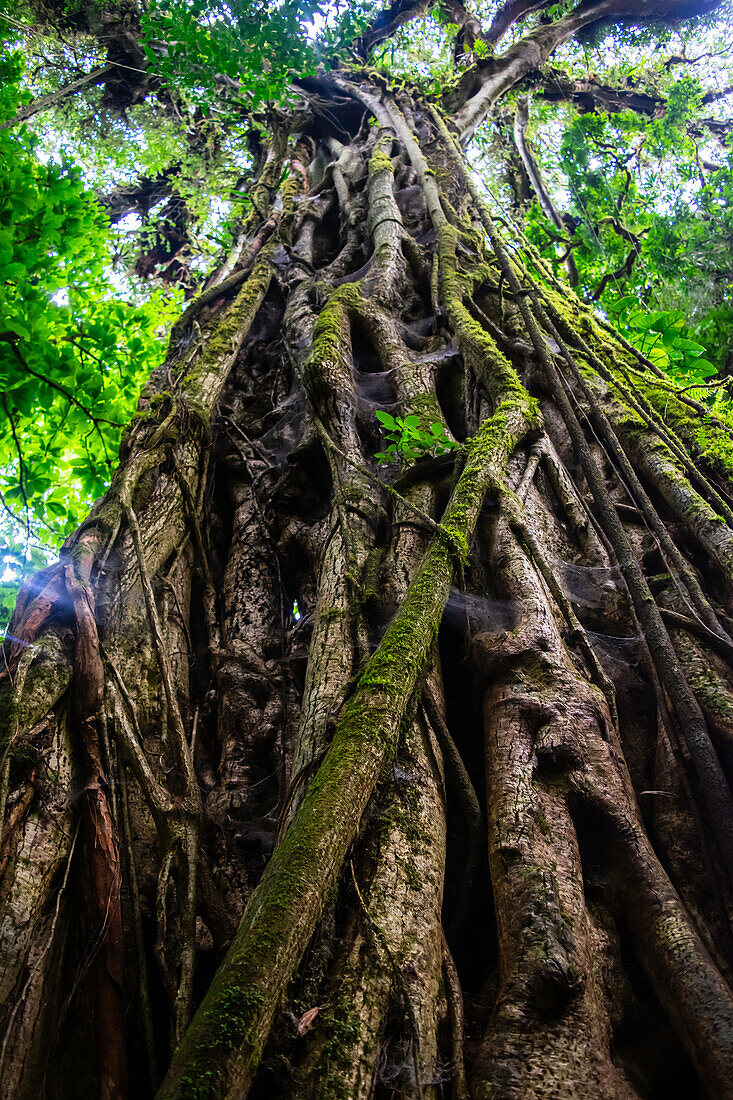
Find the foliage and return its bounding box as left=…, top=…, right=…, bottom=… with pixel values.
left=374, top=410, right=460, bottom=466
left=0, top=47, right=177, bottom=626
left=1, top=1, right=732, bottom=622
left=606, top=298, right=717, bottom=385
left=487, top=28, right=733, bottom=378
left=141, top=0, right=372, bottom=108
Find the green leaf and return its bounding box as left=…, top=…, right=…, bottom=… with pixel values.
left=672, top=338, right=705, bottom=357
left=647, top=312, right=672, bottom=333
left=4, top=261, right=28, bottom=279
left=608, top=295, right=637, bottom=313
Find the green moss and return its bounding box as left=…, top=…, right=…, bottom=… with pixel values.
left=303, top=282, right=363, bottom=396
left=642, top=383, right=733, bottom=482
left=0, top=636, right=73, bottom=742
left=308, top=999, right=363, bottom=1098
left=0, top=726, right=34, bottom=768
left=438, top=396, right=540, bottom=564
left=240, top=131, right=287, bottom=238
left=317, top=607, right=346, bottom=625
left=435, top=223, right=537, bottom=409
left=369, top=135, right=395, bottom=175
left=405, top=863, right=422, bottom=890
left=408, top=388, right=446, bottom=429
left=176, top=987, right=266, bottom=1099
left=354, top=550, right=448, bottom=702
left=181, top=254, right=275, bottom=399
left=540, top=280, right=733, bottom=489
left=334, top=482, right=367, bottom=508
left=676, top=649, right=733, bottom=721
left=159, top=356, right=538, bottom=1098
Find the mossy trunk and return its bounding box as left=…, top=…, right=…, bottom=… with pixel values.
left=3, top=74, right=733, bottom=1100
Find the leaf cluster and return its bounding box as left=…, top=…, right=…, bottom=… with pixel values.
left=140, top=0, right=372, bottom=108
left=515, top=69, right=733, bottom=376
left=0, top=47, right=176, bottom=623
left=374, top=409, right=460, bottom=466
left=607, top=297, right=716, bottom=384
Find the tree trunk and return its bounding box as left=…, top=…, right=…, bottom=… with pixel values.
left=3, top=73, right=733, bottom=1100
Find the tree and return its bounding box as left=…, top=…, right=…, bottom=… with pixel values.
left=2, top=1, right=733, bottom=1098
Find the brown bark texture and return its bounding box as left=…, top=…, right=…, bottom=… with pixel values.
left=3, top=19, right=733, bottom=1099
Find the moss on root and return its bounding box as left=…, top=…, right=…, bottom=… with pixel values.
left=181, top=255, right=275, bottom=400
left=158, top=380, right=537, bottom=1098
left=302, top=282, right=363, bottom=399
left=369, top=134, right=395, bottom=176
left=641, top=384, right=733, bottom=483
left=435, top=222, right=535, bottom=409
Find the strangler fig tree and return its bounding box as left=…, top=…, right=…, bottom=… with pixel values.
left=2, top=1, right=733, bottom=1098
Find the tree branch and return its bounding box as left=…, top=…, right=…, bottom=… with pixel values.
left=451, top=0, right=726, bottom=139
left=98, top=167, right=178, bottom=223
left=512, top=94, right=579, bottom=285
left=535, top=66, right=733, bottom=130
left=486, top=0, right=553, bottom=47
left=0, top=64, right=114, bottom=133
left=535, top=67, right=663, bottom=114
left=0, top=396, right=29, bottom=527
left=356, top=0, right=431, bottom=56
left=592, top=219, right=647, bottom=299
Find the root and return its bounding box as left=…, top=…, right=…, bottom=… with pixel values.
left=350, top=861, right=424, bottom=1100
left=422, top=685, right=481, bottom=944
left=441, top=934, right=468, bottom=1100
left=119, top=763, right=159, bottom=1089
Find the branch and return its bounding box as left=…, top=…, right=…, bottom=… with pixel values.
left=440, top=0, right=491, bottom=62
left=0, top=396, right=29, bottom=532
left=592, top=220, right=646, bottom=299
left=451, top=0, right=726, bottom=139
left=2, top=11, right=154, bottom=113
left=512, top=95, right=578, bottom=285
left=535, top=67, right=733, bottom=126
left=0, top=64, right=114, bottom=133
left=357, top=0, right=489, bottom=61
left=701, top=83, right=733, bottom=104
left=4, top=338, right=121, bottom=430
left=356, top=0, right=431, bottom=56
left=486, top=0, right=554, bottom=47
left=663, top=49, right=721, bottom=70
left=4, top=339, right=116, bottom=474
left=168, top=203, right=281, bottom=345
left=452, top=0, right=622, bottom=139
left=98, top=167, right=178, bottom=223
left=535, top=67, right=663, bottom=115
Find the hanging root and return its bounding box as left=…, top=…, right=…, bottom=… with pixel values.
left=6, top=76, right=733, bottom=1100
left=158, top=387, right=537, bottom=1096
left=472, top=497, right=733, bottom=1098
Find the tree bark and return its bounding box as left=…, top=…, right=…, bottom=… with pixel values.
left=2, top=63, right=733, bottom=1100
